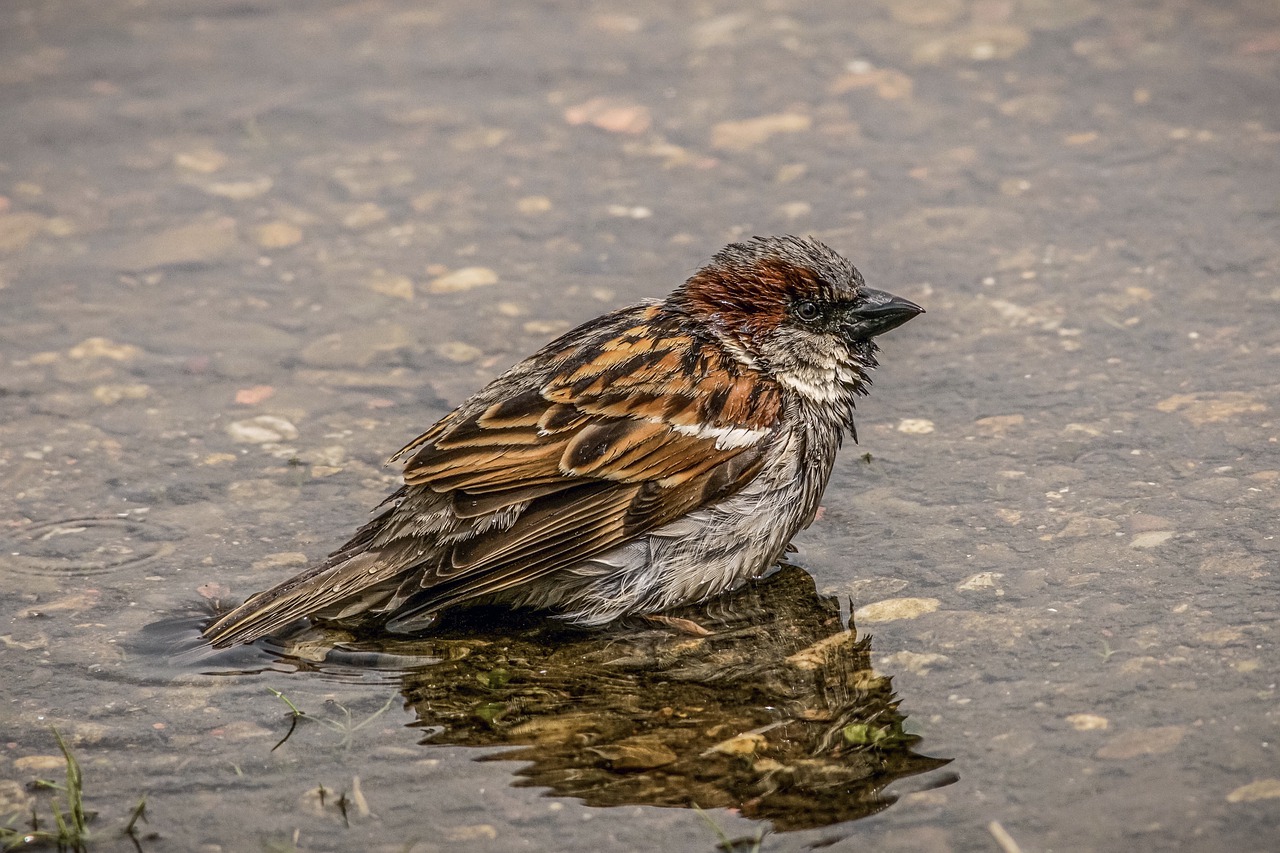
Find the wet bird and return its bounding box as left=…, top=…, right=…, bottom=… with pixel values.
left=203, top=236, right=923, bottom=647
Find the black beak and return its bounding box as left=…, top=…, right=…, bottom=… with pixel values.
left=843, top=288, right=925, bottom=341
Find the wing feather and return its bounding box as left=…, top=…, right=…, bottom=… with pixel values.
left=203, top=303, right=784, bottom=646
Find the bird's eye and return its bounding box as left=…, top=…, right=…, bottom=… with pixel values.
left=794, top=300, right=822, bottom=322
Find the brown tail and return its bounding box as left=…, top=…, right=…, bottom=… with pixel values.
left=201, top=546, right=414, bottom=647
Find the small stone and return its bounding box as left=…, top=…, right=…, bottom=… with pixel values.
left=1064, top=131, right=1100, bottom=146
left=227, top=415, right=298, bottom=444
left=42, top=216, right=71, bottom=238
left=411, top=190, right=443, bottom=212
left=854, top=597, right=940, bottom=624
left=333, top=162, right=416, bottom=195
left=778, top=201, right=811, bottom=219
left=1130, top=531, right=1174, bottom=549
left=227, top=479, right=298, bottom=511
left=25, top=590, right=100, bottom=615
left=202, top=176, right=274, bottom=200
left=342, top=202, right=389, bottom=229
left=1155, top=392, right=1267, bottom=425
left=888, top=0, right=964, bottom=26
left=436, top=341, right=483, bottom=363
left=1196, top=627, right=1244, bottom=646
left=174, top=149, right=228, bottom=173
left=450, top=127, right=508, bottom=151
left=69, top=337, right=142, bottom=361
left=1065, top=713, right=1109, bottom=731
left=564, top=97, right=652, bottom=135
left=1000, top=177, right=1033, bottom=196
left=517, top=195, right=553, bottom=214
left=957, top=572, right=1003, bottom=591
left=606, top=204, right=653, bottom=219
left=690, top=14, right=750, bottom=49
left=1199, top=554, right=1268, bottom=576
left=775, top=163, right=807, bottom=183
left=427, top=267, right=498, bottom=293
left=897, top=418, right=935, bottom=435
left=841, top=577, right=911, bottom=599
left=234, top=385, right=276, bottom=405
left=349, top=777, right=372, bottom=818
left=880, top=650, right=949, bottom=675
left=298, top=786, right=329, bottom=818
left=444, top=825, right=498, bottom=842
left=92, top=383, right=150, bottom=404
left=254, top=221, right=303, bottom=249
left=214, top=721, right=273, bottom=741
left=252, top=552, right=309, bottom=571
left=913, top=26, right=1030, bottom=65
left=828, top=66, right=915, bottom=100
left=1227, top=779, right=1280, bottom=803
left=299, top=325, right=412, bottom=367
left=0, top=779, right=32, bottom=815
left=523, top=320, right=570, bottom=336
left=1117, top=656, right=1159, bottom=676
left=365, top=272, right=415, bottom=301
left=593, top=13, right=643, bottom=33
left=196, top=583, right=232, bottom=601
left=711, top=113, right=811, bottom=151
left=109, top=217, right=240, bottom=269
left=1057, top=516, right=1119, bottom=538
left=1096, top=726, right=1185, bottom=759
left=202, top=452, right=237, bottom=466
left=0, top=212, right=49, bottom=253
left=302, top=446, right=346, bottom=467
left=974, top=414, right=1024, bottom=435
left=15, top=755, right=66, bottom=772
left=1128, top=513, right=1174, bottom=532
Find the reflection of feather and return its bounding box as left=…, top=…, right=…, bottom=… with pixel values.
left=383, top=564, right=954, bottom=832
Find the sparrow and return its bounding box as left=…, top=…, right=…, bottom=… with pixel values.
left=202, top=236, right=923, bottom=647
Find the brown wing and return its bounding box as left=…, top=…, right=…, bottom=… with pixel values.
left=381, top=314, right=784, bottom=610
left=204, top=305, right=784, bottom=646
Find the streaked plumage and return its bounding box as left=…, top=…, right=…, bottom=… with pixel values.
left=203, top=236, right=922, bottom=647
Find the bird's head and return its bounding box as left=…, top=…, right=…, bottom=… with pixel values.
left=673, top=235, right=923, bottom=407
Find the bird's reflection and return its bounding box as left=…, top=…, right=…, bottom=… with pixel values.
left=259, top=564, right=953, bottom=831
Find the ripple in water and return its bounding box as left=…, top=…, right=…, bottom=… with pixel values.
left=0, top=516, right=179, bottom=576
left=130, top=613, right=445, bottom=686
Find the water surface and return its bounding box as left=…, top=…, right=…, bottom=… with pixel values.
left=1, top=0, right=1277, bottom=850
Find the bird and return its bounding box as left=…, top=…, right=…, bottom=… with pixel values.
left=202, top=236, right=923, bottom=647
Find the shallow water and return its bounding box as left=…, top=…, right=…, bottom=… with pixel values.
left=1, top=0, right=1277, bottom=851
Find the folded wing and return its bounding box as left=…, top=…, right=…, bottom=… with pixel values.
left=202, top=306, right=782, bottom=646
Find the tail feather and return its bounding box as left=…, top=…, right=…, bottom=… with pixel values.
left=201, top=547, right=416, bottom=648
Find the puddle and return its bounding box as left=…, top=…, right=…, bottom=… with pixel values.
left=1, top=0, right=1277, bottom=850
left=186, top=566, right=954, bottom=832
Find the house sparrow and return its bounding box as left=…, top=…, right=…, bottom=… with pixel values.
left=203, top=236, right=923, bottom=647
